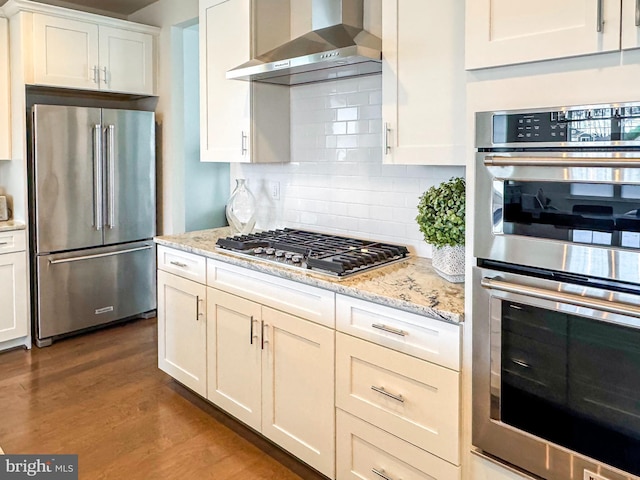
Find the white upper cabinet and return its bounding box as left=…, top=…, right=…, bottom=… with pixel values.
left=466, top=0, right=622, bottom=69
left=622, top=0, right=640, bottom=49
left=33, top=14, right=100, bottom=90
left=0, top=16, right=10, bottom=161
left=31, top=13, right=156, bottom=95
left=199, top=0, right=290, bottom=163
left=98, top=26, right=154, bottom=95
left=382, top=0, right=465, bottom=165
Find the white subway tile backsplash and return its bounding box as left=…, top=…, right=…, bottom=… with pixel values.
left=230, top=75, right=466, bottom=258
left=336, top=107, right=359, bottom=122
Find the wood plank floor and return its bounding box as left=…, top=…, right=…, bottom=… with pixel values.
left=0, top=318, right=325, bottom=480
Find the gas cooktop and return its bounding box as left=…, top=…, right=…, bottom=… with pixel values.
left=216, top=229, right=410, bottom=278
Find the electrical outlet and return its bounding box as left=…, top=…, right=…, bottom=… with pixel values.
left=269, top=181, right=280, bottom=200
left=584, top=470, right=610, bottom=480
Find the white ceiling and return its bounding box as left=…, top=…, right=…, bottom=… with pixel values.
left=0, top=0, right=159, bottom=17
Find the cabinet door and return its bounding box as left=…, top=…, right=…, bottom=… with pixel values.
left=207, top=288, right=262, bottom=431
left=0, top=17, right=10, bottom=161
left=622, top=0, right=640, bottom=49
left=200, top=0, right=251, bottom=163
left=0, top=252, right=28, bottom=343
left=382, top=0, right=465, bottom=166
left=465, top=0, right=621, bottom=69
left=261, top=307, right=335, bottom=478
left=33, top=14, right=100, bottom=90
left=98, top=26, right=154, bottom=95
left=157, top=270, right=207, bottom=396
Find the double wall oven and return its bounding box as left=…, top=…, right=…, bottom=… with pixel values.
left=473, top=102, right=640, bottom=480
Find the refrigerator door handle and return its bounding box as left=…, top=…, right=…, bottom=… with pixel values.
left=93, top=124, right=103, bottom=231
left=106, top=124, right=116, bottom=229
left=48, top=245, right=153, bottom=265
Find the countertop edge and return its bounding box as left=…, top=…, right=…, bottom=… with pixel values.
left=154, top=235, right=464, bottom=325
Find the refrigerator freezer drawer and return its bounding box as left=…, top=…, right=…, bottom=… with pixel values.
left=36, top=241, right=156, bottom=340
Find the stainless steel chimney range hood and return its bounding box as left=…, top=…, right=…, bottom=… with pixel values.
left=226, top=0, right=382, bottom=86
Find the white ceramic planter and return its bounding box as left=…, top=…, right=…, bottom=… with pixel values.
left=432, top=245, right=465, bottom=283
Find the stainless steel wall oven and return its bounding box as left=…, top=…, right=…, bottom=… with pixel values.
left=473, top=102, right=640, bottom=480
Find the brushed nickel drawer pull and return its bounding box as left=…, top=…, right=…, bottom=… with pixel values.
left=372, top=468, right=394, bottom=480
left=0, top=242, right=8, bottom=246
left=250, top=315, right=254, bottom=345
left=371, top=385, right=405, bottom=403
left=372, top=323, right=407, bottom=337
left=636, top=0, right=640, bottom=26
left=170, top=261, right=188, bottom=268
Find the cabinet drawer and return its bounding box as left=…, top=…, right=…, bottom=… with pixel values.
left=336, top=333, right=460, bottom=465
left=207, top=259, right=335, bottom=328
left=157, top=246, right=206, bottom=284
left=0, top=230, right=26, bottom=254
left=336, top=294, right=460, bottom=371
left=336, top=409, right=460, bottom=480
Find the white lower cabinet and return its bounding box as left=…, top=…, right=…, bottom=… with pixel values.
left=0, top=230, right=30, bottom=350
left=336, top=294, right=462, bottom=480
left=336, top=332, right=460, bottom=465
left=157, top=249, right=462, bottom=480
left=336, top=409, right=460, bottom=480
left=157, top=269, right=207, bottom=397
left=206, top=286, right=335, bottom=478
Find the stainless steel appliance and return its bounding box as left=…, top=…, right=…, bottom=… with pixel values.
left=473, top=102, right=640, bottom=480
left=30, top=105, right=156, bottom=347
left=216, top=228, right=409, bottom=278
left=226, top=0, right=381, bottom=85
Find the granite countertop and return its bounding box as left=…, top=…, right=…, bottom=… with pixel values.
left=155, top=227, right=465, bottom=324
left=0, top=220, right=26, bottom=232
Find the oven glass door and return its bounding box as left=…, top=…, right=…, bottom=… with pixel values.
left=499, top=179, right=640, bottom=248
left=489, top=280, right=640, bottom=476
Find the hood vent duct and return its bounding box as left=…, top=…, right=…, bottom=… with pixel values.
left=226, top=0, right=382, bottom=86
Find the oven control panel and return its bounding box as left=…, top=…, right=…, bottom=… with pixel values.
left=489, top=104, right=640, bottom=145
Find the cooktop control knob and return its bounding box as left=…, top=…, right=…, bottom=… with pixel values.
left=254, top=247, right=264, bottom=254
left=265, top=248, right=276, bottom=255
left=292, top=255, right=302, bottom=264
left=275, top=250, right=285, bottom=258
left=285, top=252, right=294, bottom=260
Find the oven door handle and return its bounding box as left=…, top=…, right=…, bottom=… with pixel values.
left=481, top=277, right=640, bottom=320
left=483, top=155, right=640, bottom=167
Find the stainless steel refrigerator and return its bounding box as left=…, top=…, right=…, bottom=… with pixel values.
left=30, top=105, right=156, bottom=347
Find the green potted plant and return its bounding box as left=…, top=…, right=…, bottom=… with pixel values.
left=416, top=177, right=466, bottom=283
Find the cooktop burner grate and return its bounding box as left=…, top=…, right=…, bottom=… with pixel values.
left=216, top=228, right=410, bottom=278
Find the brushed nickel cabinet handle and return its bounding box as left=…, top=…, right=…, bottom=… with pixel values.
left=372, top=468, right=394, bottom=480
left=261, top=320, right=269, bottom=350
left=196, top=296, right=204, bottom=321
left=636, top=0, right=640, bottom=26
left=372, top=323, right=407, bottom=337
left=597, top=0, right=604, bottom=32
left=384, top=122, right=391, bottom=155
left=92, top=66, right=99, bottom=84
left=371, top=385, right=405, bottom=403
left=241, top=131, right=248, bottom=155
left=250, top=315, right=254, bottom=345
left=102, top=66, right=108, bottom=85
left=170, top=261, right=188, bottom=268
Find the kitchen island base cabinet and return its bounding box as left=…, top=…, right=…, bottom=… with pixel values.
left=336, top=410, right=461, bottom=480
left=207, top=287, right=335, bottom=479
left=157, top=269, right=207, bottom=397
